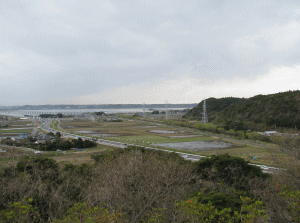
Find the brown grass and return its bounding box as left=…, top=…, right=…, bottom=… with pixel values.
left=52, top=150, right=103, bottom=165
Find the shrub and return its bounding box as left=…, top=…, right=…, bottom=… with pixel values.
left=0, top=198, right=41, bottom=223
left=176, top=194, right=268, bottom=223
left=280, top=186, right=300, bottom=222
left=53, top=203, right=126, bottom=223
left=16, top=157, right=59, bottom=183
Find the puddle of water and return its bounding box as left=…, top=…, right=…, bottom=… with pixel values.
left=150, top=130, right=175, bottom=134
left=75, top=131, right=93, bottom=134
left=91, top=134, right=119, bottom=137
left=168, top=135, right=201, bottom=138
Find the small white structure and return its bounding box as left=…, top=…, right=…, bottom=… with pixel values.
left=261, top=131, right=278, bottom=136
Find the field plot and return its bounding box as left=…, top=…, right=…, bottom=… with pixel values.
left=51, top=149, right=106, bottom=165
left=61, top=119, right=228, bottom=148
left=198, top=145, right=290, bottom=167
left=0, top=118, right=34, bottom=139
left=61, top=118, right=213, bottom=141
left=155, top=140, right=238, bottom=151
left=0, top=145, right=33, bottom=158
left=58, top=118, right=289, bottom=167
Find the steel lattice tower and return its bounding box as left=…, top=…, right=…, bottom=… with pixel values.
left=165, top=100, right=169, bottom=120
left=201, top=99, right=208, bottom=123
left=143, top=102, right=146, bottom=117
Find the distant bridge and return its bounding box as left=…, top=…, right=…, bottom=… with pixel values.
left=0, top=110, right=81, bottom=116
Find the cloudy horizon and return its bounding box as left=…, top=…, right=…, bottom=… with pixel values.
left=1, top=0, right=300, bottom=106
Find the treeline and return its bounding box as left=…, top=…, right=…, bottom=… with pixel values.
left=39, top=113, right=64, bottom=118
left=1, top=135, right=97, bottom=151
left=185, top=90, right=300, bottom=130
left=40, top=138, right=97, bottom=151
left=163, top=119, right=273, bottom=143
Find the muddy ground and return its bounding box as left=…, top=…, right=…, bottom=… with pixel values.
left=155, top=141, right=239, bottom=151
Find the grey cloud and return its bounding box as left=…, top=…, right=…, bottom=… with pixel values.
left=1, top=0, right=300, bottom=105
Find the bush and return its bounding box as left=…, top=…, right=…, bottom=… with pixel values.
left=16, top=157, right=59, bottom=183
left=16, top=157, right=58, bottom=174
left=194, top=122, right=217, bottom=132
left=0, top=198, right=41, bottom=223
left=53, top=203, right=125, bottom=223
left=196, top=189, right=248, bottom=213
left=176, top=194, right=268, bottom=223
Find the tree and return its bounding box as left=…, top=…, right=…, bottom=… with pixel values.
left=57, top=113, right=63, bottom=118
left=55, top=132, right=61, bottom=142
left=95, top=111, right=105, bottom=116
left=197, top=154, right=270, bottom=190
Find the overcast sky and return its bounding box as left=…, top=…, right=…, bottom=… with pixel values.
left=1, top=0, right=300, bottom=105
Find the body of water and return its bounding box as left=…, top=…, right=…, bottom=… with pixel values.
left=0, top=108, right=189, bottom=117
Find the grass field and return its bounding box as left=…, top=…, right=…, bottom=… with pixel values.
left=108, top=135, right=214, bottom=143
left=51, top=148, right=107, bottom=165
left=196, top=146, right=286, bottom=167
left=0, top=129, right=32, bottom=133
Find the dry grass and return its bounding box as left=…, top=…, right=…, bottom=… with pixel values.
left=197, top=145, right=290, bottom=167
left=0, top=145, right=33, bottom=170
left=52, top=149, right=106, bottom=165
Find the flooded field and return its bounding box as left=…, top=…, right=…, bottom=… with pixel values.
left=155, top=140, right=238, bottom=151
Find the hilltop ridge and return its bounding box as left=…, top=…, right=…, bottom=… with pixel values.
left=184, top=90, right=300, bottom=130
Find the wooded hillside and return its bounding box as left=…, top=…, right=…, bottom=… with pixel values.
left=184, top=91, right=300, bottom=130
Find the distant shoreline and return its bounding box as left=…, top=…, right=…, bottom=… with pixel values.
left=0, top=103, right=197, bottom=110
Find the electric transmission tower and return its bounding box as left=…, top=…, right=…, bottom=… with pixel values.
left=201, top=99, right=208, bottom=123
left=165, top=100, right=169, bottom=120
left=143, top=102, right=146, bottom=117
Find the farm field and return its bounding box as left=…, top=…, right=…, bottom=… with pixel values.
left=58, top=116, right=290, bottom=168
left=0, top=114, right=294, bottom=169
left=0, top=117, right=35, bottom=139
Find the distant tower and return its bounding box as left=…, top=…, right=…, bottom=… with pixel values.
left=201, top=99, right=208, bottom=123
left=143, top=102, right=146, bottom=117
left=165, top=100, right=169, bottom=120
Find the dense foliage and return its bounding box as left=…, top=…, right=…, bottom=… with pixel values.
left=1, top=135, right=97, bottom=151
left=184, top=90, right=300, bottom=130
left=184, top=97, right=244, bottom=120
left=39, top=113, right=64, bottom=118
left=196, top=154, right=270, bottom=190
left=2, top=147, right=297, bottom=222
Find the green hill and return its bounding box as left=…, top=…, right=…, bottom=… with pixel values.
left=184, top=97, right=244, bottom=120
left=184, top=91, right=300, bottom=130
